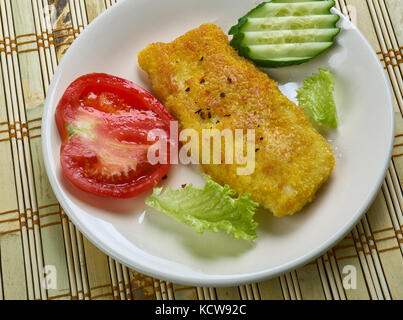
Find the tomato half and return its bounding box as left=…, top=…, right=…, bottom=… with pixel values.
left=56, top=73, right=174, bottom=198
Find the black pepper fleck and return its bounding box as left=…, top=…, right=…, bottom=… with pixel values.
left=255, top=148, right=260, bottom=152
left=185, top=87, right=190, bottom=92
left=227, top=77, right=232, bottom=83
left=200, top=78, right=205, bottom=84
left=200, top=111, right=206, bottom=119
left=216, top=120, right=220, bottom=124
left=208, top=112, right=211, bottom=119
left=260, top=137, right=263, bottom=141
left=200, top=56, right=204, bottom=61
left=224, top=114, right=231, bottom=117
left=220, top=93, right=226, bottom=98
left=195, top=108, right=202, bottom=114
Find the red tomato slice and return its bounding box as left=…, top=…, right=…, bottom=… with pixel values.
left=55, top=73, right=174, bottom=198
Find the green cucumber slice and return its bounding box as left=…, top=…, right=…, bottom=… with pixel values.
left=270, top=0, right=328, bottom=3
left=248, top=42, right=334, bottom=59
left=239, top=29, right=340, bottom=45
left=248, top=1, right=335, bottom=18
left=229, top=0, right=340, bottom=67
left=241, top=15, right=340, bottom=31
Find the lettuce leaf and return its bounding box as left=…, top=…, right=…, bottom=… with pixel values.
left=297, top=68, right=338, bottom=128
left=145, top=176, right=259, bottom=240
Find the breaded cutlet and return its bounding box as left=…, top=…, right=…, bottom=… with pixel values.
left=138, top=23, right=334, bottom=217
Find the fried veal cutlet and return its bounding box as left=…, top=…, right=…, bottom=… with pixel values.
left=138, top=23, right=335, bottom=217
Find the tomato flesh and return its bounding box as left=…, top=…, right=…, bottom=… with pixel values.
left=56, top=73, right=174, bottom=198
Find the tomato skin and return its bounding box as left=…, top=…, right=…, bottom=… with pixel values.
left=56, top=73, right=175, bottom=198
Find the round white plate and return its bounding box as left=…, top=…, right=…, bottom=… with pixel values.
left=42, top=0, right=394, bottom=286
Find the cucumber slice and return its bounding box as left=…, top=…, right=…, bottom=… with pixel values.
left=229, top=0, right=340, bottom=67
left=240, top=29, right=340, bottom=45
left=270, top=0, right=327, bottom=3
left=241, top=15, right=340, bottom=31
left=248, top=1, right=335, bottom=18
left=248, top=42, right=333, bottom=59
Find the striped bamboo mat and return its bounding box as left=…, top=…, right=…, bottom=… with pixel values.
left=0, top=0, right=402, bottom=300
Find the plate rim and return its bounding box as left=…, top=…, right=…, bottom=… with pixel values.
left=41, top=0, right=395, bottom=287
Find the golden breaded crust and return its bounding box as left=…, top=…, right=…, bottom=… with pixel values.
left=138, top=23, right=335, bottom=217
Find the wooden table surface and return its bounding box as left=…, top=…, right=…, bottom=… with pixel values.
left=0, top=0, right=402, bottom=300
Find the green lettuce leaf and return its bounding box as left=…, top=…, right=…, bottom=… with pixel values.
left=145, top=176, right=259, bottom=240
left=297, top=68, right=338, bottom=128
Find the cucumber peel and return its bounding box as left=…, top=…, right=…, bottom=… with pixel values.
left=229, top=0, right=340, bottom=67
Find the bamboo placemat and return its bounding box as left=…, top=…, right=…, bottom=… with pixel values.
left=0, top=0, right=402, bottom=300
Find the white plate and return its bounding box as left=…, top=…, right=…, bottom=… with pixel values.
left=42, top=0, right=394, bottom=286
